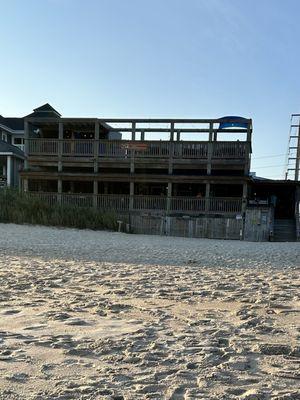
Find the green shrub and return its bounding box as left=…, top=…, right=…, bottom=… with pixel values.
left=0, top=189, right=118, bottom=231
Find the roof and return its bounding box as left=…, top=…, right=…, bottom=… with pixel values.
left=26, top=103, right=61, bottom=118
left=251, top=176, right=300, bottom=186
left=0, top=116, right=24, bottom=131
left=0, top=140, right=25, bottom=158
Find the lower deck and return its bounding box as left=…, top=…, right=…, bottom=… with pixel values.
left=28, top=192, right=243, bottom=215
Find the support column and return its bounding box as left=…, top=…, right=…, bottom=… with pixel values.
left=130, top=150, right=135, bottom=173
left=176, top=130, right=181, bottom=141
left=131, top=122, right=136, bottom=141
left=24, top=120, right=29, bottom=170
left=94, top=121, right=99, bottom=173
left=207, top=142, right=212, bottom=176
left=57, top=179, right=62, bottom=205
left=242, top=182, right=248, bottom=213
left=129, top=181, right=134, bottom=211
left=93, top=180, right=98, bottom=208
left=170, top=122, right=174, bottom=141
left=6, top=156, right=12, bottom=187
left=209, top=122, right=213, bottom=142
left=205, top=183, right=210, bottom=213
left=167, top=182, right=172, bottom=214
left=141, top=130, right=145, bottom=141
left=58, top=122, right=63, bottom=172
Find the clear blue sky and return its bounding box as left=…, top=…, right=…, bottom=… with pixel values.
left=1, top=0, right=300, bottom=179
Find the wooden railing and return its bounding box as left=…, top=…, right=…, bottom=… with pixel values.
left=295, top=200, right=300, bottom=241
left=28, top=139, right=248, bottom=159
left=27, top=193, right=242, bottom=214
left=170, top=197, right=206, bottom=212
left=96, top=194, right=130, bottom=211
left=133, top=195, right=167, bottom=210
left=28, top=139, right=58, bottom=155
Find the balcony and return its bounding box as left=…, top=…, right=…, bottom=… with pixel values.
left=27, top=139, right=249, bottom=160
left=27, top=192, right=243, bottom=215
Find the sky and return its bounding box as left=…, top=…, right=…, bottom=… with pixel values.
left=1, top=0, right=300, bottom=179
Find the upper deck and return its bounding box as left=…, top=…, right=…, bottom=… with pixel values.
left=25, top=117, right=252, bottom=171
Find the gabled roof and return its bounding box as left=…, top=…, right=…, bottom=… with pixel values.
left=33, top=103, right=61, bottom=116
left=0, top=116, right=24, bottom=130
left=26, top=103, right=61, bottom=118
left=0, top=140, right=25, bottom=158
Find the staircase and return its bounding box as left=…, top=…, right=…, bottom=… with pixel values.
left=273, top=219, right=296, bottom=242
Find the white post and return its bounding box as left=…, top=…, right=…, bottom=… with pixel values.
left=6, top=156, right=12, bottom=187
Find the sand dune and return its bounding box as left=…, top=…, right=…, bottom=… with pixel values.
left=0, top=224, right=299, bottom=399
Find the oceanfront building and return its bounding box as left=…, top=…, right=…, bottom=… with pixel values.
left=0, top=114, right=25, bottom=188
left=1, top=104, right=299, bottom=240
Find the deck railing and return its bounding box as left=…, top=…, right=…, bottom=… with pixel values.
left=170, top=197, right=206, bottom=212
left=28, top=139, right=248, bottom=159
left=133, top=195, right=167, bottom=210
left=27, top=193, right=242, bottom=214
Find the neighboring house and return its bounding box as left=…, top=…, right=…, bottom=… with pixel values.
left=0, top=114, right=25, bottom=188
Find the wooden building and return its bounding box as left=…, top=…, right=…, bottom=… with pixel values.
left=21, top=105, right=252, bottom=228
left=0, top=115, right=25, bottom=188
left=0, top=102, right=296, bottom=241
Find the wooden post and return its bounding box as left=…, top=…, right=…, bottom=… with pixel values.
left=57, top=179, right=62, bottom=205
left=247, top=119, right=252, bottom=142
left=130, top=149, right=135, bottom=173
left=170, top=122, right=174, bottom=141
left=24, top=120, right=29, bottom=170
left=141, top=130, right=145, bottom=141
left=94, top=121, right=99, bottom=173
left=167, top=182, right=172, bottom=214
left=205, top=183, right=210, bottom=213
left=209, top=122, right=213, bottom=142
left=6, top=156, right=12, bottom=187
left=207, top=142, right=212, bottom=176
left=131, top=122, right=136, bottom=141
left=129, top=181, right=134, bottom=211
left=176, top=130, right=181, bottom=141
left=93, top=180, right=98, bottom=208
left=58, top=122, right=63, bottom=172
left=242, top=182, right=248, bottom=213
left=168, top=142, right=174, bottom=174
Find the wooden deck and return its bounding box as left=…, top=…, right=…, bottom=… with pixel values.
left=28, top=139, right=249, bottom=160
left=28, top=193, right=243, bottom=215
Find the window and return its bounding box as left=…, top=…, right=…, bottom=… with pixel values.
left=1, top=132, right=7, bottom=142
left=12, top=137, right=25, bottom=151
left=13, top=137, right=24, bottom=145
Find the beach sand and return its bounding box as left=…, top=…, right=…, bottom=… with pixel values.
left=0, top=223, right=299, bottom=399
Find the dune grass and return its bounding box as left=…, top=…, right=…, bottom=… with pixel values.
left=0, top=189, right=118, bottom=231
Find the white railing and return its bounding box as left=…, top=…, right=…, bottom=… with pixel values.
left=209, top=197, right=242, bottom=213
left=96, top=194, right=130, bottom=211
left=27, top=193, right=242, bottom=214
left=170, top=197, right=206, bottom=212
left=28, top=139, right=248, bottom=159
left=133, top=195, right=167, bottom=210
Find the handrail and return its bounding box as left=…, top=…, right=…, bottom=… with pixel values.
left=27, top=192, right=242, bottom=214
left=27, top=139, right=249, bottom=159
left=295, top=200, right=300, bottom=241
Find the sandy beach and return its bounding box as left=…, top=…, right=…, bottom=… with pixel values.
left=0, top=223, right=299, bottom=399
